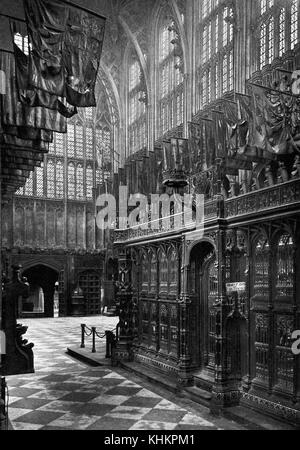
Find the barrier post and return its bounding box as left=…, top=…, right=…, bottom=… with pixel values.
left=80, top=324, right=85, bottom=348
left=91, top=327, right=96, bottom=353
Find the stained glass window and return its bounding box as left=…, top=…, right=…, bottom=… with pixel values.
left=96, top=125, right=112, bottom=180
left=13, top=83, right=114, bottom=203
left=47, top=159, right=55, bottom=198
left=49, top=141, right=55, bottom=156
left=157, top=18, right=184, bottom=137
left=96, top=169, right=102, bottom=186
left=76, top=125, right=84, bottom=158
left=24, top=171, right=34, bottom=196
left=56, top=161, right=64, bottom=199
left=128, top=56, right=147, bottom=154
left=55, top=133, right=64, bottom=156
left=279, top=8, right=285, bottom=57
left=15, top=186, right=24, bottom=196
left=85, top=107, right=96, bottom=122
left=68, top=163, right=75, bottom=199
left=258, top=0, right=299, bottom=70
left=291, top=0, right=299, bottom=49
left=196, top=0, right=234, bottom=111
left=67, top=124, right=75, bottom=158
left=76, top=164, right=84, bottom=199
left=36, top=163, right=44, bottom=197
left=86, top=127, right=94, bottom=159
left=86, top=165, right=94, bottom=199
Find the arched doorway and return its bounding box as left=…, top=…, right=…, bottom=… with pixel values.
left=189, top=241, right=217, bottom=380
left=21, top=265, right=59, bottom=318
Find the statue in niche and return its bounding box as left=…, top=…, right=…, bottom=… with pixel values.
left=265, top=165, right=275, bottom=186
left=291, top=155, right=300, bottom=179
left=277, top=161, right=289, bottom=184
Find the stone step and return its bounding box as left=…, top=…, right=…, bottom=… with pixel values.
left=120, top=361, right=179, bottom=393
left=182, top=386, right=212, bottom=408
left=102, top=312, right=117, bottom=317
left=223, top=405, right=298, bottom=430
left=66, top=346, right=111, bottom=367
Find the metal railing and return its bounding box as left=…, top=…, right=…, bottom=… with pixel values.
left=80, top=323, right=119, bottom=358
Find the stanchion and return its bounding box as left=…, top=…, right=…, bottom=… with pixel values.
left=79, top=324, right=119, bottom=355
left=91, top=327, right=96, bottom=353
left=80, top=324, right=86, bottom=348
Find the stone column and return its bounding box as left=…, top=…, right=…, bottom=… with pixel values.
left=113, top=247, right=133, bottom=365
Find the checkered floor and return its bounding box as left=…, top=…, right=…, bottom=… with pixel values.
left=5, top=316, right=247, bottom=430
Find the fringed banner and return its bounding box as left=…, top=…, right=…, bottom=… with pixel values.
left=22, top=0, right=106, bottom=108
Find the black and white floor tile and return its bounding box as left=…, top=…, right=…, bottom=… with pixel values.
left=6, top=317, right=247, bottom=430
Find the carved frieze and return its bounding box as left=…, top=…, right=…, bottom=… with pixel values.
left=225, top=179, right=300, bottom=218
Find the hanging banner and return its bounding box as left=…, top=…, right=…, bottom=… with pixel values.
left=22, top=0, right=106, bottom=107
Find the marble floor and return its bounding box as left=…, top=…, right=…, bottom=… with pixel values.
left=5, top=316, right=249, bottom=430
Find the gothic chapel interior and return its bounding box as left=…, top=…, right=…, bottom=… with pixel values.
left=0, top=0, right=300, bottom=428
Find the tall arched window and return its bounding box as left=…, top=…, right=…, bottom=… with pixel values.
left=258, top=0, right=299, bottom=70
left=47, top=159, right=55, bottom=198
left=291, top=0, right=299, bottom=49
left=128, top=57, right=147, bottom=155
left=76, top=164, right=84, bottom=199
left=24, top=171, right=34, bottom=196
left=36, top=163, right=44, bottom=197
left=196, top=0, right=234, bottom=112
left=76, top=125, right=84, bottom=159
left=86, top=127, right=94, bottom=160
left=85, top=106, right=96, bottom=123
left=14, top=80, right=117, bottom=203
left=68, top=163, right=75, bottom=199
left=86, top=165, right=94, bottom=200
left=96, top=124, right=112, bottom=181
left=157, top=17, right=184, bottom=137
left=56, top=161, right=64, bottom=199
left=67, top=123, right=75, bottom=158
left=55, top=133, right=64, bottom=156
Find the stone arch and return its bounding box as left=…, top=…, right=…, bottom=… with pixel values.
left=21, top=264, right=60, bottom=318
left=119, top=16, right=150, bottom=95
left=188, top=238, right=218, bottom=372
left=184, top=236, right=217, bottom=268
left=21, top=259, right=63, bottom=274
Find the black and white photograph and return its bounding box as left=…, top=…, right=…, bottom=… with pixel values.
left=0, top=0, right=299, bottom=437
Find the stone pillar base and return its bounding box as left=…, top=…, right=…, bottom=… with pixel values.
left=177, top=369, right=194, bottom=388
left=210, top=384, right=241, bottom=415
left=112, top=340, right=134, bottom=366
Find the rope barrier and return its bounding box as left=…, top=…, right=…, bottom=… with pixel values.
left=80, top=323, right=119, bottom=354
left=83, top=326, right=93, bottom=337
